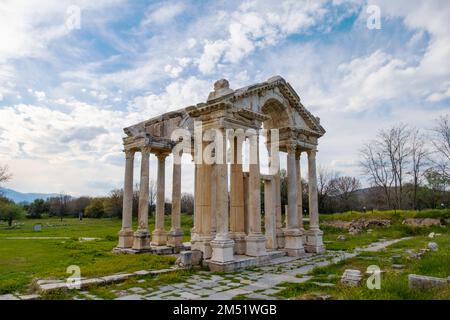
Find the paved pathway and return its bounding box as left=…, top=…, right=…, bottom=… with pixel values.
left=0, top=237, right=410, bottom=300
left=82, top=238, right=410, bottom=300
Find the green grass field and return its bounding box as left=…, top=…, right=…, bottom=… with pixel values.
left=275, top=233, right=450, bottom=300
left=0, top=210, right=448, bottom=299
left=0, top=215, right=193, bottom=294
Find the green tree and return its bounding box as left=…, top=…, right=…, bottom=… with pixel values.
left=84, top=198, right=105, bottom=218
left=0, top=201, right=25, bottom=226
left=28, top=198, right=49, bottom=218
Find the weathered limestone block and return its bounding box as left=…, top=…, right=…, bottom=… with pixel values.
left=245, top=234, right=267, bottom=257
left=211, top=239, right=235, bottom=263
left=305, top=228, right=325, bottom=253
left=283, top=229, right=305, bottom=257
left=341, top=269, right=362, bottom=286
left=408, top=274, right=448, bottom=290
left=175, top=250, right=203, bottom=267
left=101, top=273, right=133, bottom=284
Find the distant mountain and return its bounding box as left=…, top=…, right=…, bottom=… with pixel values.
left=0, top=187, right=61, bottom=204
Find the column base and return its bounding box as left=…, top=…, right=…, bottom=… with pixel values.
left=151, top=229, right=167, bottom=246
left=117, top=228, right=134, bottom=248
left=284, top=228, right=305, bottom=257
left=305, top=228, right=325, bottom=253
left=191, top=235, right=213, bottom=259
left=245, top=233, right=267, bottom=256
left=210, top=238, right=235, bottom=263
left=231, top=232, right=246, bottom=255
left=132, top=229, right=151, bottom=250
left=276, top=228, right=285, bottom=249
left=300, top=227, right=307, bottom=244
left=167, top=228, right=184, bottom=252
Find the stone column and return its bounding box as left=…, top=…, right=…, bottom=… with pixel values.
left=191, top=142, right=213, bottom=259
left=296, top=151, right=304, bottom=232
left=132, top=146, right=151, bottom=250
left=211, top=128, right=234, bottom=263
left=118, top=150, right=135, bottom=248
left=267, top=143, right=284, bottom=248
left=152, top=153, right=168, bottom=246
left=284, top=143, right=304, bottom=256
left=264, top=177, right=277, bottom=250
left=305, top=149, right=325, bottom=253
left=230, top=136, right=246, bottom=254
left=191, top=151, right=199, bottom=240
left=168, top=151, right=183, bottom=250
left=245, top=130, right=267, bottom=256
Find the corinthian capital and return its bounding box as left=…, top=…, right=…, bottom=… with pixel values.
left=286, top=143, right=297, bottom=154
left=141, top=146, right=151, bottom=154
left=124, top=149, right=135, bottom=159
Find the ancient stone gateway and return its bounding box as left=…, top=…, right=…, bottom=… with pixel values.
left=116, top=76, right=326, bottom=271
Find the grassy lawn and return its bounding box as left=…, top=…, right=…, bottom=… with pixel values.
left=320, top=208, right=450, bottom=221
left=0, top=215, right=193, bottom=294
left=1, top=210, right=448, bottom=299
left=275, top=232, right=450, bottom=300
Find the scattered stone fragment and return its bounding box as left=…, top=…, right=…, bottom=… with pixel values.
left=428, top=232, right=435, bottom=239
left=336, top=235, right=346, bottom=241
left=392, top=264, right=405, bottom=269
left=18, top=294, right=40, bottom=300
left=408, top=274, right=448, bottom=290
left=428, top=242, right=438, bottom=251
left=0, top=294, right=19, bottom=300
left=175, top=250, right=203, bottom=267
left=129, top=287, right=146, bottom=293
left=341, top=269, right=362, bottom=286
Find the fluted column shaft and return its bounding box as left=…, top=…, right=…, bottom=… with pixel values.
left=118, top=150, right=135, bottom=248
left=122, top=150, right=134, bottom=231
left=152, top=153, right=168, bottom=246
left=248, top=133, right=262, bottom=234
left=296, top=151, right=303, bottom=229
left=230, top=137, right=245, bottom=234
left=155, top=154, right=166, bottom=231
left=308, top=150, right=319, bottom=229
left=286, top=145, right=298, bottom=229
left=132, top=146, right=151, bottom=250
left=138, top=147, right=150, bottom=231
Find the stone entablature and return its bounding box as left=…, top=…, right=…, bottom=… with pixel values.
left=116, top=76, right=326, bottom=270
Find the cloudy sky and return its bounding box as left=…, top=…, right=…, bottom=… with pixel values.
left=0, top=0, right=449, bottom=197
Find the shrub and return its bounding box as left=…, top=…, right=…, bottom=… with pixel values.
left=0, top=202, right=26, bottom=226
left=84, top=198, right=105, bottom=218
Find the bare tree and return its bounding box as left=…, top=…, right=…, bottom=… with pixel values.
left=329, top=176, right=361, bottom=211
left=429, top=115, right=450, bottom=180
left=379, top=124, right=411, bottom=210
left=0, top=165, right=12, bottom=185
left=149, top=180, right=156, bottom=216
left=409, top=128, right=428, bottom=209
left=180, top=192, right=194, bottom=214
left=317, top=166, right=336, bottom=213
left=360, top=142, right=394, bottom=208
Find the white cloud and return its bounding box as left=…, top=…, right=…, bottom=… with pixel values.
left=197, top=0, right=329, bottom=74
left=141, top=2, right=185, bottom=26
left=34, top=91, right=46, bottom=101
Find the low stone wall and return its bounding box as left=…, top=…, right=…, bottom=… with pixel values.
left=408, top=274, right=448, bottom=290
